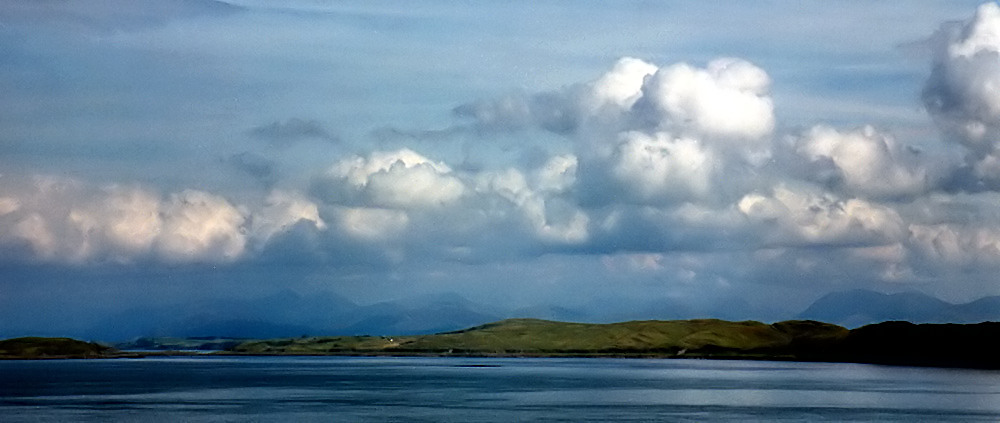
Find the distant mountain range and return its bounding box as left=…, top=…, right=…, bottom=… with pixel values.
left=94, top=289, right=753, bottom=341
left=90, top=287, right=1000, bottom=341
left=798, top=289, right=1000, bottom=328
left=93, top=290, right=502, bottom=341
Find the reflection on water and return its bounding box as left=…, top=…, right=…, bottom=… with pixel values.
left=2, top=357, right=999, bottom=422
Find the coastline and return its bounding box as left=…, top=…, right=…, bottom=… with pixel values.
left=5, top=318, right=1000, bottom=370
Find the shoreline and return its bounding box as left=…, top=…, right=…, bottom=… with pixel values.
left=5, top=349, right=993, bottom=371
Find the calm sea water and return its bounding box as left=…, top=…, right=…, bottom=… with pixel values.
left=1, top=356, right=999, bottom=422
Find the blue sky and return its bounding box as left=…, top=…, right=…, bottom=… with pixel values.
left=2, top=0, right=1000, bottom=338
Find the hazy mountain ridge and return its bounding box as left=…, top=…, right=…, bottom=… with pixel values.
left=93, top=291, right=501, bottom=341
left=798, top=290, right=1000, bottom=328
left=67, top=288, right=1000, bottom=342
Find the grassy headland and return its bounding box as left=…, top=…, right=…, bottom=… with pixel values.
left=230, top=318, right=848, bottom=360
left=228, top=318, right=1000, bottom=368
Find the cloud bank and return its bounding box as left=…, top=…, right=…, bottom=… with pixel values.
left=2, top=1, right=1000, bottom=336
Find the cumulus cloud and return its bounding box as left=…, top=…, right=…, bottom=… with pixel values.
left=532, top=154, right=578, bottom=194
left=69, top=186, right=163, bottom=261
left=609, top=131, right=714, bottom=203
left=738, top=185, right=905, bottom=246
left=8, top=7, right=1000, bottom=307
left=909, top=223, right=1000, bottom=266
left=251, top=190, right=326, bottom=245
left=475, top=165, right=589, bottom=244
left=450, top=57, right=654, bottom=135
left=586, top=57, right=660, bottom=113
left=454, top=57, right=774, bottom=147
left=923, top=2, right=1000, bottom=182
left=0, top=176, right=335, bottom=265
left=10, top=213, right=57, bottom=260
left=795, top=125, right=929, bottom=198
left=0, top=178, right=163, bottom=263
left=457, top=56, right=782, bottom=212
left=154, top=190, right=248, bottom=262
left=335, top=207, right=410, bottom=242
left=632, top=58, right=774, bottom=142
left=317, top=148, right=465, bottom=208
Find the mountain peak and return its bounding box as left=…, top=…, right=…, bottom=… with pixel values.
left=798, top=289, right=1000, bottom=327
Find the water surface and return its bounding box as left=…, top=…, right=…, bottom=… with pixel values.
left=2, top=356, right=999, bottom=422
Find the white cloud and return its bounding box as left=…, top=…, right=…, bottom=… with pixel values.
left=450, top=58, right=656, bottom=136
left=157, top=190, right=247, bottom=262
left=453, top=56, right=774, bottom=150
left=11, top=213, right=57, bottom=260
left=610, top=131, right=714, bottom=203
left=584, top=57, right=658, bottom=114
left=67, top=186, right=163, bottom=261
left=475, top=167, right=589, bottom=244
left=923, top=2, right=1000, bottom=181
left=738, top=185, right=904, bottom=246
left=336, top=207, right=409, bottom=242
left=367, top=163, right=465, bottom=208
left=0, top=177, right=351, bottom=264
left=252, top=190, right=326, bottom=244
left=796, top=125, right=928, bottom=197
left=532, top=154, right=578, bottom=194
left=0, top=178, right=164, bottom=263
left=909, top=223, right=1000, bottom=266
left=633, top=58, right=774, bottom=141
left=0, top=197, right=20, bottom=216
left=324, top=148, right=465, bottom=208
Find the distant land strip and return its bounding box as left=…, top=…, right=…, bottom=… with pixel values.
left=4, top=319, right=1000, bottom=369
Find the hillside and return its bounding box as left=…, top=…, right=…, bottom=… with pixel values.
left=229, top=318, right=1000, bottom=368
left=230, top=318, right=848, bottom=359
left=0, top=337, right=117, bottom=359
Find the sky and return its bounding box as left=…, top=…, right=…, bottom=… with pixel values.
left=3, top=0, right=1000, bottom=338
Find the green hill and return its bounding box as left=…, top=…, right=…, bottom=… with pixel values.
left=230, top=318, right=848, bottom=359
left=0, top=337, right=116, bottom=359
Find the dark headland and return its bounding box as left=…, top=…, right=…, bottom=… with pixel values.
left=0, top=337, right=125, bottom=360
left=4, top=319, right=1000, bottom=369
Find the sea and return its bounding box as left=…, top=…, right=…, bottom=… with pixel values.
left=1, top=356, right=999, bottom=422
